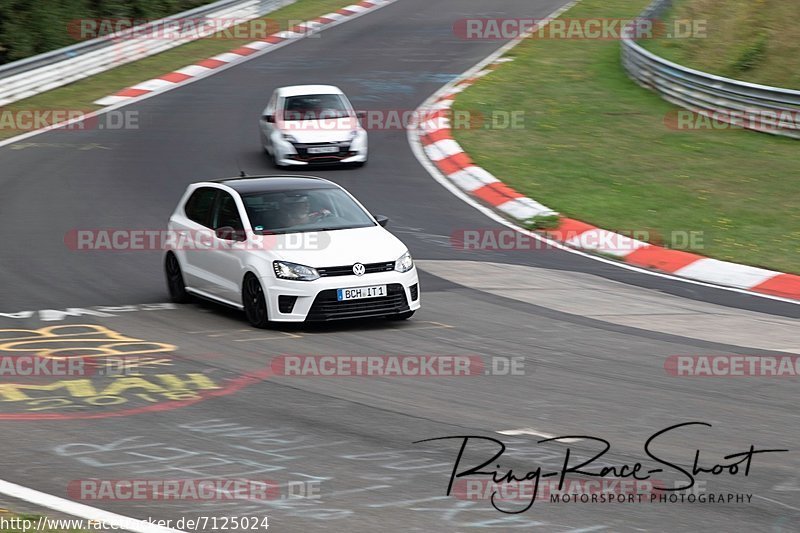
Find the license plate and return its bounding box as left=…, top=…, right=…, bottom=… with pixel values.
left=308, top=146, right=339, bottom=154
left=337, top=285, right=387, bottom=301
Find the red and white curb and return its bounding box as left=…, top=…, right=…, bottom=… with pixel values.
left=409, top=5, right=800, bottom=303
left=95, top=0, right=394, bottom=106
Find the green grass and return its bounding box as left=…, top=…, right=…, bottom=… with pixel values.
left=642, top=0, right=800, bottom=88
left=0, top=0, right=352, bottom=140
left=452, top=0, right=800, bottom=274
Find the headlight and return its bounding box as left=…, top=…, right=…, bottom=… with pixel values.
left=282, top=133, right=298, bottom=143
left=349, top=130, right=358, bottom=140
left=273, top=260, right=320, bottom=281
left=394, top=251, right=414, bottom=273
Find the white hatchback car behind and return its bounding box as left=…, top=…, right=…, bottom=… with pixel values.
left=259, top=85, right=368, bottom=167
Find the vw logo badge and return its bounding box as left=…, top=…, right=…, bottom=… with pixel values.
left=352, top=263, right=366, bottom=276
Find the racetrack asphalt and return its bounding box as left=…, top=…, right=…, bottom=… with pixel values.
left=0, top=0, right=797, bottom=531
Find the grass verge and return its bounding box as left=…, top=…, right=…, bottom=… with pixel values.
left=0, top=0, right=353, bottom=141
left=642, top=0, right=800, bottom=89
left=451, top=0, right=800, bottom=274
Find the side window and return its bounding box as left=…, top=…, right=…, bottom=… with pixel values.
left=184, top=188, right=218, bottom=227
left=212, top=192, right=244, bottom=231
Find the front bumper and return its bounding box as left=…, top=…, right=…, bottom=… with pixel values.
left=262, top=267, right=420, bottom=322
left=273, top=136, right=368, bottom=165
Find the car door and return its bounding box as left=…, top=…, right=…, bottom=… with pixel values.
left=204, top=191, right=250, bottom=304
left=175, top=186, right=219, bottom=293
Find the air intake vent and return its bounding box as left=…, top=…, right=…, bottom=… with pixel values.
left=278, top=295, right=298, bottom=314
left=409, top=284, right=419, bottom=301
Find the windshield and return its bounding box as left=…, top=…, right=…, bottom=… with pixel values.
left=242, top=188, right=376, bottom=234
left=282, top=94, right=350, bottom=120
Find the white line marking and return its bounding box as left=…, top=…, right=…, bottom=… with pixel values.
left=497, top=428, right=583, bottom=443
left=174, top=64, right=212, bottom=77
left=242, top=40, right=271, bottom=50
left=93, top=95, right=129, bottom=106
left=0, top=478, right=186, bottom=533
left=673, top=258, right=778, bottom=289
left=129, top=79, right=173, bottom=91
left=209, top=52, right=243, bottom=63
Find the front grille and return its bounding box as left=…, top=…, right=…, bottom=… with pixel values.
left=306, top=283, right=409, bottom=321
left=278, top=295, right=297, bottom=314
left=317, top=261, right=395, bottom=277
left=409, top=283, right=419, bottom=301
left=292, top=141, right=351, bottom=161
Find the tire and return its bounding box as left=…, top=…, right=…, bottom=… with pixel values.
left=243, top=274, right=270, bottom=328
left=388, top=310, right=415, bottom=321
left=165, top=253, right=190, bottom=304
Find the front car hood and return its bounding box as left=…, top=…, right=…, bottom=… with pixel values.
left=262, top=226, right=407, bottom=267
left=279, top=117, right=358, bottom=144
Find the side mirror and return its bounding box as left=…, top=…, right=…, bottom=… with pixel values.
left=356, top=110, right=367, bottom=119
left=263, top=114, right=275, bottom=123
left=215, top=227, right=247, bottom=242
left=374, top=215, right=389, bottom=227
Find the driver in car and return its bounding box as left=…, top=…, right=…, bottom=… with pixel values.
left=282, top=195, right=331, bottom=227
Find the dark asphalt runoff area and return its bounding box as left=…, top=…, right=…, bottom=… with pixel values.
left=0, top=0, right=797, bottom=531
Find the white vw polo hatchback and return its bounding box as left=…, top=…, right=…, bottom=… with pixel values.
left=259, top=85, right=368, bottom=167
left=164, top=175, right=419, bottom=327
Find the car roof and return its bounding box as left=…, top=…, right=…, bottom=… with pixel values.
left=275, top=85, right=344, bottom=97
left=205, top=175, right=339, bottom=195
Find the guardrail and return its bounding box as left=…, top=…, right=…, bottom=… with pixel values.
left=621, top=0, right=800, bottom=139
left=0, top=0, right=295, bottom=106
